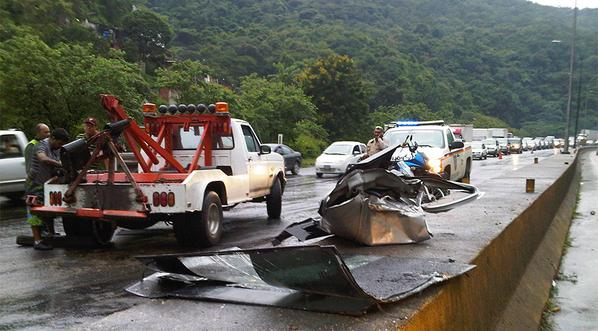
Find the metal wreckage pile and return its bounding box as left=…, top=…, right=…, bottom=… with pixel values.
left=128, top=144, right=481, bottom=315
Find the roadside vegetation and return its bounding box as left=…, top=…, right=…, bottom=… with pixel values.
left=1, top=0, right=597, bottom=158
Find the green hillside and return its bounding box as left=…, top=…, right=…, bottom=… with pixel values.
left=1, top=0, right=596, bottom=153
left=145, top=0, right=598, bottom=134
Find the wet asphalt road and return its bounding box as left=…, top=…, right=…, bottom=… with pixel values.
left=0, top=149, right=559, bottom=330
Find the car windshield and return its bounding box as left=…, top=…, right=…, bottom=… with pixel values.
left=483, top=139, right=496, bottom=145
left=324, top=144, right=353, bottom=155
left=497, top=138, right=508, bottom=144
left=385, top=130, right=444, bottom=148
left=508, top=139, right=520, bottom=144
left=471, top=142, right=483, bottom=148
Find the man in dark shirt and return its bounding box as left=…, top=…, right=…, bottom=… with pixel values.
left=27, top=128, right=69, bottom=250
left=76, top=117, right=107, bottom=170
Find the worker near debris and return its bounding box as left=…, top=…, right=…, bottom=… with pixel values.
left=24, top=123, right=51, bottom=175
left=366, top=126, right=389, bottom=157
left=24, top=123, right=51, bottom=236
left=27, top=128, right=70, bottom=250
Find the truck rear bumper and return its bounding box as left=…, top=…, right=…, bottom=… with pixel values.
left=31, top=206, right=148, bottom=220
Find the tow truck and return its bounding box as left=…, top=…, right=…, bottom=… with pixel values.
left=30, top=95, right=285, bottom=247
left=383, top=120, right=472, bottom=181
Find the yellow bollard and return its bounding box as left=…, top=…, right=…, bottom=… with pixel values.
left=526, top=179, right=535, bottom=193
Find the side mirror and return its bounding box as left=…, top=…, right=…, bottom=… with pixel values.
left=259, top=145, right=271, bottom=154
left=449, top=141, right=464, bottom=150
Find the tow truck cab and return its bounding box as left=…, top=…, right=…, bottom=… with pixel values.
left=32, top=96, right=285, bottom=247
left=383, top=120, right=472, bottom=181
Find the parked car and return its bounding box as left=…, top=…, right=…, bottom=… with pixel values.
left=0, top=130, right=29, bottom=201
left=522, top=137, right=535, bottom=151
left=471, top=141, right=488, bottom=160
left=534, top=137, right=547, bottom=149
left=553, top=138, right=565, bottom=148
left=483, top=138, right=499, bottom=157
left=545, top=135, right=555, bottom=148
left=265, top=143, right=302, bottom=175
left=508, top=137, right=523, bottom=154
left=497, top=138, right=510, bottom=155
left=315, top=141, right=366, bottom=178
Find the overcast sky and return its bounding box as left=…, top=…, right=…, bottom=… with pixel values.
left=528, top=0, right=598, bottom=8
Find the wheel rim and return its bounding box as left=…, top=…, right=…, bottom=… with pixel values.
left=207, top=203, right=220, bottom=235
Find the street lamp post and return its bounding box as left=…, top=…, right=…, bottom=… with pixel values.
left=563, top=0, right=578, bottom=154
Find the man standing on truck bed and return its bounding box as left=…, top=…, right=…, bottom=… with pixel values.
left=76, top=117, right=106, bottom=169
left=26, top=128, right=69, bottom=250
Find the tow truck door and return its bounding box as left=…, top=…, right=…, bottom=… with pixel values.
left=241, top=124, right=268, bottom=197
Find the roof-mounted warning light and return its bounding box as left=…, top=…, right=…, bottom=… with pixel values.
left=143, top=103, right=157, bottom=113
left=394, top=120, right=445, bottom=127
left=215, top=102, right=228, bottom=113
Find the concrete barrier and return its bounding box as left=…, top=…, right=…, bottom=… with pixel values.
left=400, top=151, right=585, bottom=330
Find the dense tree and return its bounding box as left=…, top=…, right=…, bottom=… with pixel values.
left=0, top=34, right=148, bottom=137
left=122, top=8, right=173, bottom=72
left=236, top=74, right=321, bottom=146
left=299, top=54, right=370, bottom=141
left=154, top=60, right=236, bottom=106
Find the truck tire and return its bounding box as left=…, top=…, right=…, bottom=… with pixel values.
left=62, top=217, right=115, bottom=246
left=266, top=178, right=282, bottom=219
left=174, top=191, right=223, bottom=247
left=461, top=159, right=472, bottom=182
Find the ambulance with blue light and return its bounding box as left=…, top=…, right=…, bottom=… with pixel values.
left=383, top=120, right=472, bottom=181
left=31, top=95, right=285, bottom=248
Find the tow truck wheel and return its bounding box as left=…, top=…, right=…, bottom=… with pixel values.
left=174, top=191, right=223, bottom=247
left=266, top=178, right=282, bottom=219
left=62, top=217, right=115, bottom=246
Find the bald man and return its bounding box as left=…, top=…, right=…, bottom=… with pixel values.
left=24, top=123, right=52, bottom=247
left=24, top=123, right=50, bottom=174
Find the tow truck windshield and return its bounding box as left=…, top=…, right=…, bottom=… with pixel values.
left=385, top=130, right=445, bottom=148
left=167, top=125, right=234, bottom=150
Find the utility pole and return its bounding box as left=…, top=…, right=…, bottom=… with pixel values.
left=573, top=56, right=582, bottom=149
left=563, top=1, right=577, bottom=154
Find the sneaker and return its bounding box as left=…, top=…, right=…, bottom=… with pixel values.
left=33, top=241, right=53, bottom=250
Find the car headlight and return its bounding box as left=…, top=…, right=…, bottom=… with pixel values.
left=427, top=159, right=442, bottom=173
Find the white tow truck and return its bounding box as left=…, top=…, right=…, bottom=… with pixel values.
left=31, top=95, right=285, bottom=247
left=383, top=120, right=472, bottom=181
